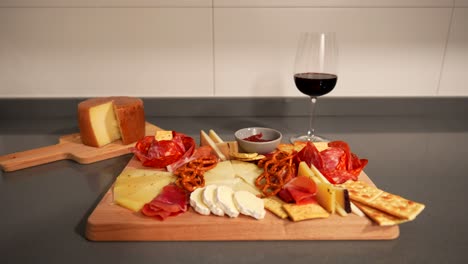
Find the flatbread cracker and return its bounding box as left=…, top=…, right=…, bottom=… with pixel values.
left=353, top=201, right=408, bottom=226
left=369, top=191, right=425, bottom=220
left=283, top=203, right=329, bottom=222
left=230, top=152, right=259, bottom=159
left=263, top=196, right=288, bottom=219
left=341, top=180, right=383, bottom=204
left=277, top=142, right=329, bottom=153
left=343, top=181, right=425, bottom=220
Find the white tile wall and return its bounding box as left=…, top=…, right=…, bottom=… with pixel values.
left=0, top=0, right=212, bottom=7
left=0, top=2, right=466, bottom=98
left=0, top=8, right=213, bottom=97
left=214, top=8, right=451, bottom=97
left=439, top=8, right=468, bottom=96
left=214, top=0, right=454, bottom=7
left=455, top=0, right=468, bottom=7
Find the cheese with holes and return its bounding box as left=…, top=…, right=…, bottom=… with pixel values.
left=78, top=96, right=145, bottom=147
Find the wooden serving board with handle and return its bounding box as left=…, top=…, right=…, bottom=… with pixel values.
left=0, top=123, right=162, bottom=172
left=85, top=157, right=399, bottom=241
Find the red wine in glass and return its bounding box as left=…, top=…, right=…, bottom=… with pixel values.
left=290, top=32, right=338, bottom=143
left=294, top=72, right=337, bottom=97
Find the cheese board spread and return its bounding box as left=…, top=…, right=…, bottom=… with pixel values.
left=85, top=129, right=425, bottom=241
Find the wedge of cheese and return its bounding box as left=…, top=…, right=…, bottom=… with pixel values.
left=113, top=168, right=176, bottom=212
left=204, top=160, right=236, bottom=187
left=200, top=130, right=227, bottom=160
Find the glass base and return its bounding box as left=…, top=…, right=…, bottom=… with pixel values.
left=290, top=134, right=329, bottom=143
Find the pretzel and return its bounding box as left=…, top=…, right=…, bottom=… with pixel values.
left=174, top=155, right=218, bottom=192
left=255, top=151, right=296, bottom=197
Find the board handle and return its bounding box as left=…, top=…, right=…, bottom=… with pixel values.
left=0, top=143, right=71, bottom=172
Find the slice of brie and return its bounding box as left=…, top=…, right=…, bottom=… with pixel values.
left=190, top=187, right=211, bottom=216
left=215, top=186, right=239, bottom=218
left=233, top=190, right=266, bottom=220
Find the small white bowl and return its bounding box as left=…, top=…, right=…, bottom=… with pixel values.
left=234, top=127, right=282, bottom=154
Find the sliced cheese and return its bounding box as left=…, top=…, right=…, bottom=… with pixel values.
left=202, top=185, right=224, bottom=216
left=298, top=161, right=321, bottom=184
left=310, top=164, right=330, bottom=184
left=209, top=129, right=224, bottom=143
left=155, top=130, right=173, bottom=141
left=204, top=160, right=236, bottom=187
left=233, top=191, right=266, bottom=220
left=231, top=160, right=264, bottom=187
left=113, top=168, right=176, bottom=212
left=335, top=186, right=351, bottom=213
left=232, top=178, right=261, bottom=196
left=215, top=186, right=239, bottom=218
left=200, top=130, right=226, bottom=161
left=316, top=182, right=336, bottom=214
left=190, top=187, right=211, bottom=216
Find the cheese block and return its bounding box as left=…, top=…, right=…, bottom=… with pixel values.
left=78, top=96, right=145, bottom=147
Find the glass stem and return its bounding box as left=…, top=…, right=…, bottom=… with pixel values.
left=307, top=96, right=317, bottom=139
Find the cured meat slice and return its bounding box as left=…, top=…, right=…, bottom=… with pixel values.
left=296, top=142, right=323, bottom=170
left=328, top=141, right=352, bottom=170
left=132, top=132, right=195, bottom=169
left=279, top=176, right=317, bottom=205
left=320, top=147, right=345, bottom=172
left=141, top=184, right=189, bottom=220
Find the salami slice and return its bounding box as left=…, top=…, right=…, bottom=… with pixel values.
left=328, top=141, right=352, bottom=171
left=320, top=147, right=345, bottom=172
left=132, top=131, right=196, bottom=169
left=296, top=142, right=323, bottom=170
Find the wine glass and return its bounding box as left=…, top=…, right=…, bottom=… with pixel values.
left=290, top=32, right=338, bottom=143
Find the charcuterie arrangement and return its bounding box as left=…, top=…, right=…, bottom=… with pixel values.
left=73, top=97, right=425, bottom=228
left=1, top=96, right=426, bottom=240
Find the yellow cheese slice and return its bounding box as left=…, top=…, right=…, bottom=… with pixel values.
left=316, top=182, right=336, bottom=214
left=155, top=130, right=173, bottom=141
left=204, top=160, right=236, bottom=186
left=231, top=160, right=264, bottom=187
left=113, top=168, right=176, bottom=212
left=297, top=161, right=321, bottom=184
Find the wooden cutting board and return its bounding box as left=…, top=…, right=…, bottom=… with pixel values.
left=85, top=157, right=399, bottom=241
left=0, top=123, right=162, bottom=172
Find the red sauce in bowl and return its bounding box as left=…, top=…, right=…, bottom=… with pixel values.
left=243, top=133, right=270, bottom=142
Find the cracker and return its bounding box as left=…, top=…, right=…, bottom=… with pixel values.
left=341, top=180, right=383, bottom=204
left=263, top=196, right=288, bottom=219
left=369, top=191, right=425, bottom=220
left=236, top=155, right=266, bottom=162
left=343, top=181, right=425, bottom=220
left=353, top=201, right=408, bottom=226
left=230, top=152, right=259, bottom=159
left=283, top=203, right=329, bottom=222
left=278, top=142, right=328, bottom=154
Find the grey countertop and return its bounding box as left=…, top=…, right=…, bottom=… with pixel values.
left=1, top=98, right=467, bottom=263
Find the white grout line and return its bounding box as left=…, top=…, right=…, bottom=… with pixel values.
left=436, top=4, right=455, bottom=95
left=212, top=0, right=216, bottom=96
